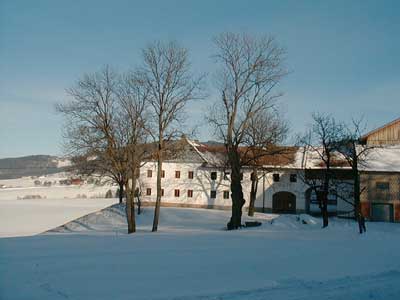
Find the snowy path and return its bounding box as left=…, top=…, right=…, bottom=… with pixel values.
left=1, top=205, right=400, bottom=299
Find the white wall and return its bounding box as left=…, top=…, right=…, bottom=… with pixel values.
left=139, top=162, right=235, bottom=207
left=139, top=162, right=303, bottom=210
left=139, top=162, right=354, bottom=214
left=254, top=170, right=307, bottom=212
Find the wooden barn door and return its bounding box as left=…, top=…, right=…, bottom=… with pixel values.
left=272, top=192, right=296, bottom=214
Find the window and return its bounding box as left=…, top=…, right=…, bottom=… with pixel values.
left=273, top=173, right=280, bottom=182
left=310, top=190, right=318, bottom=204
left=147, top=170, right=152, bottom=178
left=376, top=182, right=389, bottom=190
left=327, top=190, right=338, bottom=205
left=210, top=190, right=217, bottom=199
left=224, top=172, right=230, bottom=180
left=161, top=170, right=165, bottom=178
left=210, top=172, right=217, bottom=180
left=188, top=171, right=194, bottom=179
left=223, top=190, right=229, bottom=199
left=146, top=188, right=152, bottom=196
left=174, top=189, right=180, bottom=197
left=175, top=171, right=181, bottom=179
left=290, top=174, right=297, bottom=183
left=161, top=189, right=164, bottom=196
left=376, top=181, right=390, bottom=201
left=310, top=190, right=337, bottom=205
left=187, top=190, right=193, bottom=197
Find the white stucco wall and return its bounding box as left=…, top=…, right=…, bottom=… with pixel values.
left=139, top=162, right=236, bottom=207
left=138, top=162, right=354, bottom=214
left=138, top=162, right=304, bottom=211
left=253, top=170, right=307, bottom=212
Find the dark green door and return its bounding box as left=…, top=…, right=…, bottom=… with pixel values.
left=372, top=203, right=393, bottom=222
left=272, top=192, right=296, bottom=214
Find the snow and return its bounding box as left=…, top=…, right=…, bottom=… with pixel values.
left=54, top=158, right=72, bottom=168
left=361, top=145, right=400, bottom=172
left=0, top=173, right=118, bottom=237
left=1, top=202, right=400, bottom=299
left=0, top=173, right=116, bottom=199
left=298, top=145, right=400, bottom=172
left=0, top=198, right=117, bottom=238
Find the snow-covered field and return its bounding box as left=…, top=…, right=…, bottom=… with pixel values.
left=1, top=202, right=400, bottom=300
left=0, top=198, right=117, bottom=237
left=0, top=173, right=118, bottom=237
left=0, top=173, right=116, bottom=201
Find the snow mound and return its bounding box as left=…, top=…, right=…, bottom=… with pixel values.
left=48, top=203, right=126, bottom=233
left=45, top=203, right=400, bottom=239
left=46, top=202, right=368, bottom=236
left=270, top=213, right=321, bottom=229
left=46, top=203, right=277, bottom=234
left=299, top=213, right=320, bottom=225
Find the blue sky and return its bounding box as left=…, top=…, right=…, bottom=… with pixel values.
left=0, top=0, right=399, bottom=158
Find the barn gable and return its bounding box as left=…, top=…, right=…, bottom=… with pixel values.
left=360, top=118, right=400, bottom=145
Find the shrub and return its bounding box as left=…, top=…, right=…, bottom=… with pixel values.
left=22, top=195, right=42, bottom=199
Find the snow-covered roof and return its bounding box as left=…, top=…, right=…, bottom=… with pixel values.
left=168, top=138, right=400, bottom=173
left=186, top=138, right=300, bottom=169
left=300, top=147, right=349, bottom=170
left=360, top=145, right=400, bottom=172
left=300, top=145, right=400, bottom=172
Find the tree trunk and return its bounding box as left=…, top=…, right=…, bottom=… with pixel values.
left=248, top=169, right=258, bottom=217
left=352, top=146, right=361, bottom=220
left=227, top=149, right=245, bottom=230
left=322, top=171, right=329, bottom=227
left=322, top=200, right=329, bottom=228
left=118, top=182, right=124, bottom=204
left=152, top=142, right=163, bottom=232
left=136, top=188, right=141, bottom=215
left=125, top=154, right=138, bottom=234
left=125, top=181, right=136, bottom=234
left=354, top=170, right=361, bottom=215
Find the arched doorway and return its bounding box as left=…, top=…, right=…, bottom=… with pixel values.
left=305, top=188, right=338, bottom=214
left=272, top=191, right=296, bottom=214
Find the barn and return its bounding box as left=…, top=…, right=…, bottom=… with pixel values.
left=359, top=118, right=400, bottom=222
left=360, top=117, right=400, bottom=145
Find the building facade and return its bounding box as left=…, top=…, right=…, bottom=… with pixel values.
left=360, top=171, right=400, bottom=222
left=137, top=117, right=400, bottom=222
left=358, top=118, right=400, bottom=222
left=137, top=139, right=356, bottom=216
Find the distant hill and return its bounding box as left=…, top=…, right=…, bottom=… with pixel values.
left=0, top=143, right=223, bottom=179
left=0, top=155, right=70, bottom=179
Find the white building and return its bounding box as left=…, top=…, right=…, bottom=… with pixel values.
left=137, top=138, right=353, bottom=215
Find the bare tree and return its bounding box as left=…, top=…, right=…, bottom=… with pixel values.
left=57, top=66, right=149, bottom=233
left=243, top=109, right=289, bottom=216
left=136, top=41, right=203, bottom=232
left=69, top=152, right=126, bottom=204
left=115, top=72, right=150, bottom=231
left=336, top=118, right=375, bottom=233
left=299, top=113, right=344, bottom=228
left=209, top=32, right=287, bottom=229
